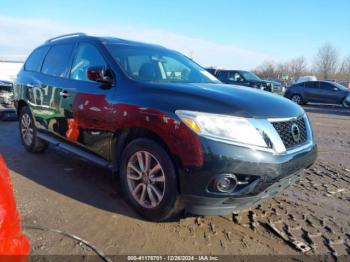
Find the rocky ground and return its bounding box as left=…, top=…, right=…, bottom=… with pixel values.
left=0, top=104, right=349, bottom=261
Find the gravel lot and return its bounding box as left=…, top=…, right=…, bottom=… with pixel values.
left=0, top=104, right=349, bottom=260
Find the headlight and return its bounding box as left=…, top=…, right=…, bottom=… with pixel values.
left=175, top=110, right=267, bottom=148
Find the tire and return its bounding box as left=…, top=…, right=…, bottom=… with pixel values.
left=342, top=98, right=350, bottom=108
left=19, top=106, right=48, bottom=153
left=119, top=138, right=182, bottom=221
left=291, top=94, right=304, bottom=105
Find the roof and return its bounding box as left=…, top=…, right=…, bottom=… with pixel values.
left=43, top=33, right=166, bottom=49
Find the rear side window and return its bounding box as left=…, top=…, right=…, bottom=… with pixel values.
left=305, top=82, right=319, bottom=88
left=42, top=44, right=74, bottom=78
left=24, top=46, right=50, bottom=72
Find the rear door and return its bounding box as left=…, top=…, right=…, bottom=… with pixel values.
left=38, top=43, right=75, bottom=135
left=303, top=81, right=320, bottom=102
left=15, top=46, right=50, bottom=126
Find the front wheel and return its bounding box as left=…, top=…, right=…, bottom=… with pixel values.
left=342, top=98, right=350, bottom=108
left=119, top=138, right=181, bottom=221
left=19, top=106, right=48, bottom=153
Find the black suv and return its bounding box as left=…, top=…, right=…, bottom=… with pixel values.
left=208, top=69, right=284, bottom=95
left=14, top=33, right=317, bottom=221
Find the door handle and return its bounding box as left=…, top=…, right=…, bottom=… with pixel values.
left=59, top=90, right=70, bottom=98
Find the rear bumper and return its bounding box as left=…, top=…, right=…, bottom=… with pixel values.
left=179, top=138, right=317, bottom=216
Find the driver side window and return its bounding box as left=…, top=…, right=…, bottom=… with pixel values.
left=70, top=43, right=107, bottom=81
left=228, top=72, right=242, bottom=82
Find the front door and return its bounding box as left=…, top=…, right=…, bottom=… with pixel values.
left=61, top=42, right=115, bottom=161
left=319, top=82, right=344, bottom=104
left=303, top=81, right=320, bottom=102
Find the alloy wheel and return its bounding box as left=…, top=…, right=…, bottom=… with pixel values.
left=21, top=113, right=34, bottom=146
left=126, top=151, right=166, bottom=208
left=291, top=95, right=302, bottom=104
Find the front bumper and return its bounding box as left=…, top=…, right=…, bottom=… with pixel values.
left=179, top=137, right=317, bottom=216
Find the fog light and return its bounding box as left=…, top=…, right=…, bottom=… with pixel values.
left=215, top=174, right=237, bottom=193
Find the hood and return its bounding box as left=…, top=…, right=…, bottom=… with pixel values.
left=134, top=82, right=304, bottom=119
left=264, top=80, right=281, bottom=86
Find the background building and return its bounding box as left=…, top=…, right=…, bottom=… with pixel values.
left=0, top=60, right=24, bottom=82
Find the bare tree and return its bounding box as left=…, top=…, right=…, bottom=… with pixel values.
left=289, top=56, right=307, bottom=79
left=254, top=60, right=277, bottom=79
left=313, top=43, right=339, bottom=79
left=254, top=58, right=307, bottom=83
left=339, top=55, right=350, bottom=80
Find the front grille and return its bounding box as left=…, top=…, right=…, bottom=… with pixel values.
left=272, top=117, right=307, bottom=149
left=272, top=85, right=281, bottom=92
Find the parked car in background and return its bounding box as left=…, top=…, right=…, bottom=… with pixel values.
left=338, top=80, right=350, bottom=89
left=264, top=78, right=286, bottom=94
left=285, top=80, right=350, bottom=107
left=14, top=33, right=317, bottom=221
left=0, top=80, right=14, bottom=107
left=206, top=69, right=284, bottom=95
left=205, top=67, right=217, bottom=76
left=0, top=80, right=17, bottom=121
left=294, top=76, right=317, bottom=84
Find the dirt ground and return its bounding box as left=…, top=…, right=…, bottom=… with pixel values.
left=0, top=104, right=349, bottom=260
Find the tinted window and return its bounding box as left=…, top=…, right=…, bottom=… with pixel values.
left=42, top=44, right=74, bottom=77
left=70, top=43, right=107, bottom=81
left=227, top=71, right=243, bottom=81
left=304, top=82, right=319, bottom=88
left=319, top=82, right=334, bottom=91
left=217, top=71, right=228, bottom=81
left=24, top=46, right=50, bottom=72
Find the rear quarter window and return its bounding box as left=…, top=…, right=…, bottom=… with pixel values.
left=41, top=44, right=74, bottom=78
left=24, top=46, right=50, bottom=72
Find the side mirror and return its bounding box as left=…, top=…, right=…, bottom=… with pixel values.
left=333, top=87, right=339, bottom=92
left=87, top=66, right=113, bottom=85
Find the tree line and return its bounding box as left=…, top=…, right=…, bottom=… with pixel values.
left=253, top=43, right=350, bottom=83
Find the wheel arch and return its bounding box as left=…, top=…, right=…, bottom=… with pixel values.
left=291, top=93, right=306, bottom=104
left=16, top=100, right=29, bottom=115
left=112, top=127, right=182, bottom=184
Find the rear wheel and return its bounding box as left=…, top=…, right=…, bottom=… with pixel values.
left=19, top=106, right=48, bottom=153
left=120, top=138, right=181, bottom=221
left=291, top=94, right=304, bottom=105
left=342, top=98, right=350, bottom=108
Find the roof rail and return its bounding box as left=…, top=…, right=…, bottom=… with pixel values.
left=45, top=33, right=87, bottom=43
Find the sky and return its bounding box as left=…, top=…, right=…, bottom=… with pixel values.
left=0, top=0, right=349, bottom=69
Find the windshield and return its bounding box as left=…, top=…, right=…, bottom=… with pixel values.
left=241, top=71, right=261, bottom=81
left=105, top=44, right=220, bottom=84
